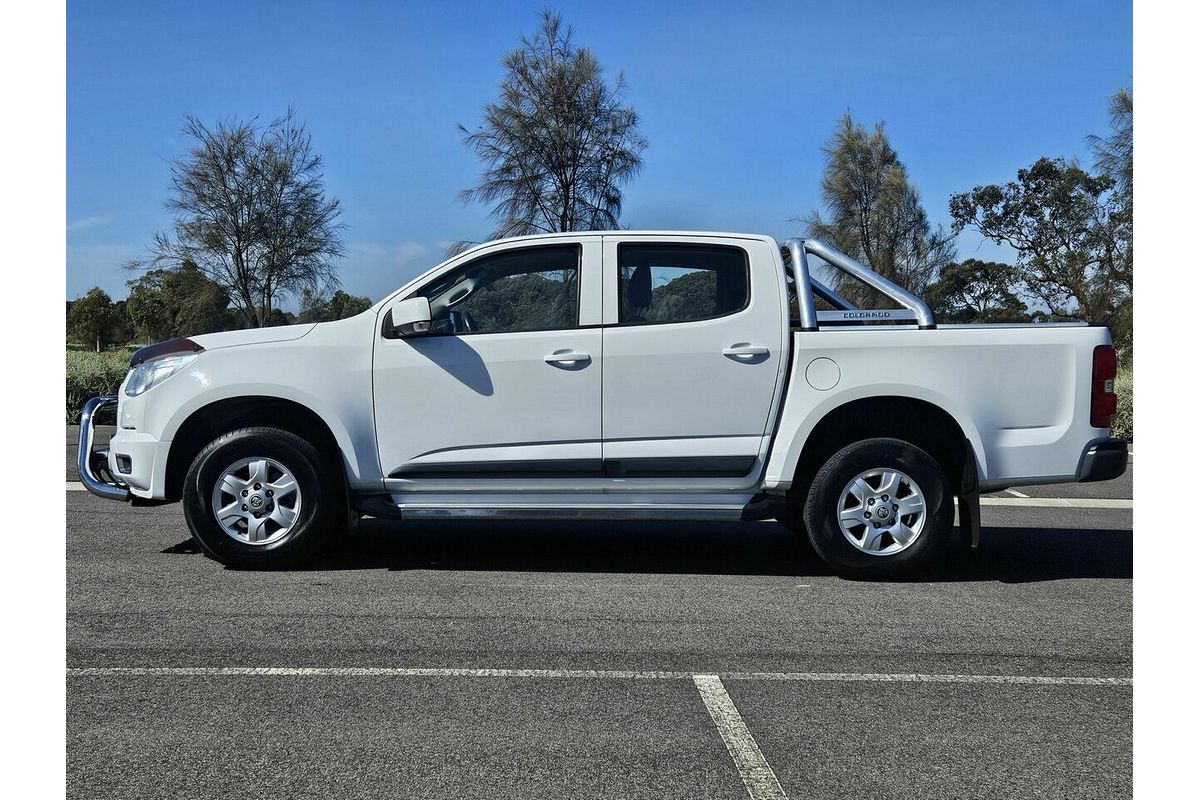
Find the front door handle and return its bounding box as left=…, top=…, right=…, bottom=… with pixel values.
left=544, top=350, right=592, bottom=367
left=722, top=344, right=769, bottom=358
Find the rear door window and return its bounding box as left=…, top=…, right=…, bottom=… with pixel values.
left=617, top=244, right=749, bottom=325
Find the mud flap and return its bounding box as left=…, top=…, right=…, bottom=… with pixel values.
left=741, top=492, right=787, bottom=522
left=958, top=441, right=981, bottom=548
left=351, top=493, right=405, bottom=520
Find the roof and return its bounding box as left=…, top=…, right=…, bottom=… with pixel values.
left=449, top=230, right=777, bottom=259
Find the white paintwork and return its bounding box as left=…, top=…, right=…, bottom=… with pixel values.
left=804, top=357, right=841, bottom=391
left=191, top=324, right=316, bottom=349
left=110, top=311, right=381, bottom=498
left=373, top=328, right=603, bottom=477
left=372, top=238, right=603, bottom=478
left=103, top=230, right=1116, bottom=509
left=382, top=296, right=431, bottom=333
left=762, top=324, right=1112, bottom=491
left=599, top=234, right=788, bottom=490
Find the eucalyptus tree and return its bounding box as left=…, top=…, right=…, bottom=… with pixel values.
left=454, top=8, right=647, bottom=252
left=1086, top=87, right=1133, bottom=355
left=803, top=113, right=955, bottom=305
left=133, top=109, right=344, bottom=327
left=125, top=261, right=231, bottom=341
left=1087, top=88, right=1132, bottom=198
left=949, top=157, right=1130, bottom=349
left=297, top=289, right=373, bottom=323
left=67, top=287, right=118, bottom=352
left=926, top=260, right=1028, bottom=323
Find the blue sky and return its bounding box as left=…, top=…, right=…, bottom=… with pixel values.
left=67, top=0, right=1131, bottom=305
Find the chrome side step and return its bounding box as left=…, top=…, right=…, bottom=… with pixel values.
left=401, top=505, right=747, bottom=521
left=352, top=492, right=761, bottom=522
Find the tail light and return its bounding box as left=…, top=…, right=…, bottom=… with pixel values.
left=1090, top=345, right=1118, bottom=428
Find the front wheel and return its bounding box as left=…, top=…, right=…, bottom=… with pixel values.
left=803, top=438, right=952, bottom=579
left=182, top=427, right=340, bottom=568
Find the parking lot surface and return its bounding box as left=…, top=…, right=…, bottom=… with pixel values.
left=66, top=427, right=1132, bottom=799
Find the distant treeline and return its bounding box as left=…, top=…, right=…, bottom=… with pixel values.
left=66, top=263, right=370, bottom=351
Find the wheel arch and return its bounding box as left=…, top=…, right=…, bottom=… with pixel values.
left=164, top=395, right=348, bottom=503
left=785, top=395, right=979, bottom=506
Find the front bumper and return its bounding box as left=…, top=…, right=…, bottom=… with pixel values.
left=79, top=395, right=174, bottom=502
left=77, top=396, right=129, bottom=501
left=1076, top=438, right=1129, bottom=483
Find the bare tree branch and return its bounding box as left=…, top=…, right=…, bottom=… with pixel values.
left=129, top=108, right=344, bottom=327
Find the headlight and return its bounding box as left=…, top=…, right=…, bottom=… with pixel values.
left=124, top=354, right=197, bottom=396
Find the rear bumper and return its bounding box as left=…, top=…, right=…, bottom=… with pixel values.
left=1076, top=438, right=1128, bottom=483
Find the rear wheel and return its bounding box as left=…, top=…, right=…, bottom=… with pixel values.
left=182, top=427, right=341, bottom=568
left=803, top=437, right=952, bottom=579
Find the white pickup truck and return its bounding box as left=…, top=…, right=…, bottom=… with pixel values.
left=78, top=232, right=1127, bottom=577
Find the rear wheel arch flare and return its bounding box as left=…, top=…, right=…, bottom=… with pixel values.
left=791, top=396, right=973, bottom=502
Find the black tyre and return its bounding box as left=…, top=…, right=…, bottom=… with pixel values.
left=803, top=437, right=952, bottom=579
left=182, top=427, right=342, bottom=568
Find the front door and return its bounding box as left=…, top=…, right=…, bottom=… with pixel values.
left=600, top=236, right=787, bottom=484
left=373, top=240, right=603, bottom=480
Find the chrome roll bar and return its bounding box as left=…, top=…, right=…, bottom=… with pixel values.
left=782, top=238, right=819, bottom=331
left=781, top=238, right=936, bottom=330
left=77, top=395, right=130, bottom=501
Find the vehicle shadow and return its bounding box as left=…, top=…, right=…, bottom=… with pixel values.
left=166, top=518, right=1129, bottom=583
left=407, top=336, right=494, bottom=395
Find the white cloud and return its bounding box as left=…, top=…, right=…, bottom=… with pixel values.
left=65, top=215, right=112, bottom=234
left=346, top=241, right=434, bottom=270
left=393, top=241, right=430, bottom=267
left=347, top=242, right=387, bottom=260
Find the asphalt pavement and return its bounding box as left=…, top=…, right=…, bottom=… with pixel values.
left=65, top=426, right=1132, bottom=799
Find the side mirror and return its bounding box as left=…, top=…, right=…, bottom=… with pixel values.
left=385, top=296, right=433, bottom=337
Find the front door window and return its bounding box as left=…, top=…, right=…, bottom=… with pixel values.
left=419, top=245, right=580, bottom=335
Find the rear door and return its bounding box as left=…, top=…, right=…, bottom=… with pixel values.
left=599, top=235, right=788, bottom=485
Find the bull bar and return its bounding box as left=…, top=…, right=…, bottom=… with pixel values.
left=76, top=395, right=130, bottom=501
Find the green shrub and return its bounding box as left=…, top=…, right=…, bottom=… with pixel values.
left=66, top=350, right=130, bottom=424
left=1109, top=367, right=1133, bottom=442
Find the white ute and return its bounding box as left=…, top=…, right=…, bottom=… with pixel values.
left=79, top=232, right=1127, bottom=577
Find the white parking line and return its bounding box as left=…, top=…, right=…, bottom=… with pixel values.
left=66, top=665, right=1128, bottom=800
left=65, top=667, right=1132, bottom=685
left=1006, top=489, right=1030, bottom=498
left=67, top=666, right=697, bottom=678
left=66, top=482, right=86, bottom=491
left=693, top=674, right=788, bottom=800
left=721, top=672, right=1131, bottom=686
left=978, top=496, right=1131, bottom=509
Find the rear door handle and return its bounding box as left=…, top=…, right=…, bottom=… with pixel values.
left=722, top=344, right=769, bottom=358
left=544, top=350, right=592, bottom=367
